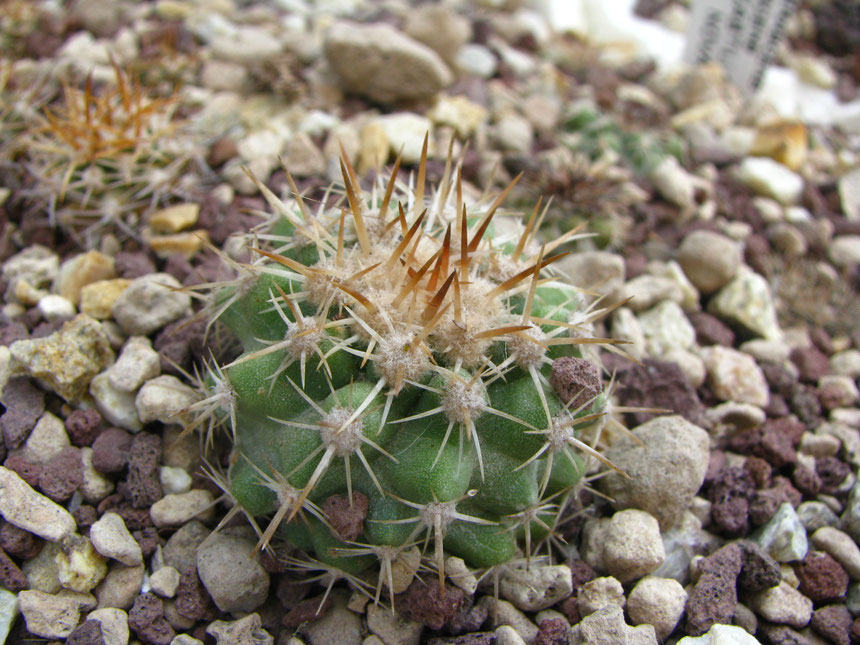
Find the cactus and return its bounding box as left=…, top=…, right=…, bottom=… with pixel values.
left=190, top=139, right=624, bottom=597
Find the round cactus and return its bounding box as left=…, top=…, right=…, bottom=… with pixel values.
left=191, top=138, right=623, bottom=595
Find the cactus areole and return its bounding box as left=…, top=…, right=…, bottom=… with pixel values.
left=190, top=139, right=621, bottom=593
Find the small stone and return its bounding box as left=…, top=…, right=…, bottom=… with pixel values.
left=87, top=607, right=130, bottom=645
left=18, top=589, right=96, bottom=639
left=649, top=156, right=696, bottom=210
left=89, top=371, right=142, bottom=432
left=207, top=612, right=273, bottom=645
left=478, top=597, right=538, bottom=644
left=298, top=589, right=363, bottom=645
left=676, top=623, right=761, bottom=644
left=457, top=44, right=496, bottom=78
left=65, top=408, right=102, bottom=447
left=737, top=157, right=804, bottom=205
left=159, top=466, right=192, bottom=496
left=810, top=527, right=860, bottom=578
left=55, top=251, right=116, bottom=306
left=493, top=113, right=534, bottom=154
left=500, top=561, right=573, bottom=611
left=94, top=562, right=145, bottom=610
left=37, top=294, right=76, bottom=323
left=0, top=377, right=45, bottom=450
left=107, top=336, right=161, bottom=392
left=135, top=374, right=200, bottom=425
left=709, top=269, right=782, bottom=342
left=752, top=502, right=809, bottom=562
left=9, top=314, right=114, bottom=402
left=111, top=273, right=191, bottom=336
left=163, top=521, right=210, bottom=573
left=678, top=230, right=742, bottom=294
left=39, top=446, right=83, bottom=502
left=150, top=490, right=214, bottom=528
left=839, top=166, right=860, bottom=221
left=2, top=246, right=58, bottom=303
left=750, top=121, right=808, bottom=171
left=577, top=576, right=625, bottom=616
left=366, top=603, right=423, bottom=645
left=57, top=534, right=109, bottom=593
left=90, top=512, right=143, bottom=566
left=151, top=565, right=181, bottom=598
left=639, top=300, right=696, bottom=356
left=377, top=113, right=435, bottom=164
left=796, top=551, right=849, bottom=603
left=428, top=96, right=488, bottom=140
left=19, top=411, right=70, bottom=465
left=0, top=465, right=76, bottom=541
left=396, top=578, right=464, bottom=630
left=812, top=604, right=852, bottom=645
left=128, top=592, right=175, bottom=645
left=627, top=576, right=688, bottom=641
left=324, top=21, right=452, bottom=105
left=403, top=4, right=470, bottom=67
left=570, top=604, right=657, bottom=645
left=601, top=509, right=665, bottom=583
left=829, top=235, right=860, bottom=268
left=79, top=279, right=132, bottom=320
left=149, top=204, right=200, bottom=234
left=550, top=356, right=602, bottom=408
left=196, top=528, right=270, bottom=613
left=700, top=345, right=770, bottom=406
left=91, top=428, right=132, bottom=473
left=747, top=580, right=813, bottom=628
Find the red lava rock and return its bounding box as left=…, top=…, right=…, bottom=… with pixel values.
left=569, top=559, right=596, bottom=592
left=750, top=477, right=803, bottom=526
left=796, top=552, right=849, bottom=603
left=3, top=454, right=43, bottom=488
left=206, top=137, right=238, bottom=167
left=154, top=316, right=211, bottom=376
left=689, top=312, right=736, bottom=347
left=561, top=595, right=580, bottom=625
left=709, top=467, right=755, bottom=537
left=738, top=541, right=781, bottom=593
left=446, top=598, right=488, bottom=635
left=396, top=579, right=465, bottom=631
left=728, top=423, right=797, bottom=469
left=765, top=395, right=791, bottom=418
left=127, top=433, right=163, bottom=509
left=809, top=328, right=834, bottom=355
left=175, top=566, right=215, bottom=622
left=817, top=457, right=851, bottom=495
left=39, top=446, right=83, bottom=502
left=761, top=363, right=799, bottom=398
left=685, top=542, right=744, bottom=636
left=134, top=526, right=161, bottom=559
left=791, top=386, right=822, bottom=426
left=793, top=464, right=822, bottom=497
left=91, top=427, right=133, bottom=474
left=128, top=592, right=175, bottom=645
left=743, top=234, right=771, bottom=276
left=282, top=596, right=332, bottom=629
left=0, top=521, right=41, bottom=559
left=73, top=505, right=99, bottom=535
left=744, top=456, right=772, bottom=489
left=65, top=409, right=102, bottom=447
left=66, top=619, right=106, bottom=645
left=426, top=635, right=495, bottom=645
left=852, top=617, right=860, bottom=643
left=758, top=622, right=814, bottom=644
left=791, top=347, right=831, bottom=383
left=0, top=318, right=28, bottom=346
left=0, top=545, right=28, bottom=592
left=322, top=492, right=369, bottom=542
left=812, top=605, right=852, bottom=645
left=614, top=359, right=706, bottom=426
left=819, top=381, right=851, bottom=410
left=550, top=356, right=603, bottom=408
left=115, top=251, right=156, bottom=279
left=536, top=617, right=569, bottom=645
left=0, top=377, right=45, bottom=449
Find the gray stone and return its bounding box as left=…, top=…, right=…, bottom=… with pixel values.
left=107, top=336, right=160, bottom=393
left=829, top=235, right=860, bottom=268
left=747, top=581, right=812, bottom=628
left=196, top=528, right=270, bottom=614
left=627, top=576, right=687, bottom=641
left=324, top=22, right=452, bottom=105
left=678, top=230, right=742, bottom=294
left=500, top=561, right=573, bottom=611
left=0, top=588, right=16, bottom=645
left=752, top=502, right=808, bottom=562
left=299, top=589, right=363, bottom=645
left=151, top=490, right=215, bottom=528
left=675, top=623, right=762, bottom=644
left=18, top=589, right=96, bottom=639
left=0, top=466, right=76, bottom=541
left=700, top=345, right=770, bottom=406
left=578, top=576, right=625, bottom=616
left=90, top=512, right=143, bottom=566
left=639, top=300, right=696, bottom=356
left=207, top=613, right=273, bottom=645
left=569, top=604, right=658, bottom=644
left=87, top=607, right=129, bottom=645
left=708, top=269, right=782, bottom=341
left=599, top=415, right=710, bottom=530
left=135, top=374, right=200, bottom=425
left=111, top=273, right=191, bottom=336
left=601, top=510, right=666, bottom=583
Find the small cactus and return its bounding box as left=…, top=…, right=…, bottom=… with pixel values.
left=190, top=138, right=625, bottom=596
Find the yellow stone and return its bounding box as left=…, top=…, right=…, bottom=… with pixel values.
left=147, top=229, right=210, bottom=259
left=751, top=121, right=808, bottom=171
left=79, top=279, right=132, bottom=320
left=429, top=95, right=489, bottom=139
left=148, top=204, right=200, bottom=234
left=56, top=535, right=108, bottom=593
left=55, top=251, right=116, bottom=306
left=358, top=122, right=389, bottom=174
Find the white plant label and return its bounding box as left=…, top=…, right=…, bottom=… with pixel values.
left=683, top=0, right=798, bottom=95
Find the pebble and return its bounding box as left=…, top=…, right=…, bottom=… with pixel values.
left=708, top=269, right=782, bottom=342
left=700, top=345, right=770, bottom=406
left=638, top=300, right=695, bottom=356
left=428, top=95, right=488, bottom=140
left=569, top=604, right=658, bottom=645
left=135, top=374, right=200, bottom=425
left=94, top=563, right=145, bottom=611
left=500, top=560, right=573, bottom=611
left=87, top=607, right=130, bottom=645
left=163, top=521, right=211, bottom=573
left=37, top=294, right=76, bottom=322
left=211, top=26, right=282, bottom=64
left=9, top=314, right=115, bottom=402
left=747, top=580, right=813, bottom=628
left=676, top=623, right=762, bottom=644
left=577, top=576, right=625, bottom=616
left=54, top=251, right=116, bottom=305
left=457, top=43, right=497, bottom=77
left=838, top=166, right=860, bottom=221
left=828, top=235, right=860, bottom=268
left=494, top=625, right=527, bottom=645
left=160, top=466, right=192, bottom=496
left=626, top=576, right=688, bottom=641
left=0, top=588, right=15, bottom=644
left=111, top=273, right=191, bottom=336
left=649, top=156, right=696, bottom=210
left=108, top=336, right=161, bottom=392
left=324, top=21, right=452, bottom=105
left=0, top=466, right=76, bottom=541
left=150, top=566, right=181, bottom=598
left=2, top=245, right=59, bottom=303
left=601, top=509, right=666, bottom=583
left=148, top=204, right=200, bottom=234
left=172, top=636, right=205, bottom=645
left=150, top=489, right=215, bottom=528
left=493, top=113, right=534, bottom=153
left=403, top=4, right=471, bottom=67
left=478, top=596, right=538, bottom=643
left=196, top=528, right=270, bottom=613
left=446, top=555, right=478, bottom=595
left=90, top=512, right=143, bottom=567
left=752, top=502, right=809, bottom=562
left=299, top=589, right=363, bottom=645
left=810, top=527, right=860, bottom=578
left=376, top=113, right=435, bottom=164
left=18, top=589, right=96, bottom=639
left=207, top=612, right=273, bottom=645
left=677, top=230, right=742, bottom=294
left=57, top=535, right=108, bottom=593
left=600, top=415, right=710, bottom=530
left=737, top=156, right=804, bottom=205
left=797, top=501, right=840, bottom=533
left=19, top=411, right=70, bottom=464
left=80, top=278, right=132, bottom=319
left=620, top=274, right=683, bottom=312
left=366, top=604, right=423, bottom=645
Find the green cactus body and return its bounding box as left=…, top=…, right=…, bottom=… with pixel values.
left=193, top=145, right=616, bottom=591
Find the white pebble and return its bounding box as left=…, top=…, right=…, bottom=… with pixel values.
left=160, top=466, right=192, bottom=495
left=0, top=466, right=76, bottom=542
left=107, top=336, right=161, bottom=393
left=135, top=374, right=200, bottom=425
left=37, top=294, right=76, bottom=323
left=90, top=512, right=143, bottom=567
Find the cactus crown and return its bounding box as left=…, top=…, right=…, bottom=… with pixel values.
left=192, top=136, right=622, bottom=599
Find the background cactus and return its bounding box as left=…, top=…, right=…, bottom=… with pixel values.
left=192, top=140, right=624, bottom=598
